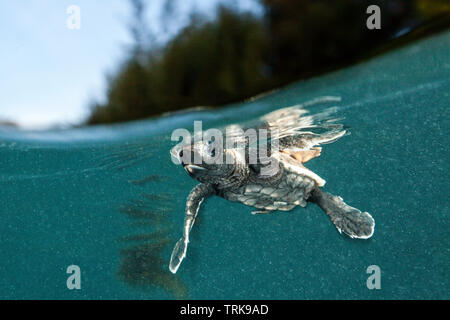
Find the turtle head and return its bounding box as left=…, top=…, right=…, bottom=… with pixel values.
left=171, top=140, right=246, bottom=187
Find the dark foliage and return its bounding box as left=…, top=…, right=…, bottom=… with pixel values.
left=87, top=0, right=449, bottom=125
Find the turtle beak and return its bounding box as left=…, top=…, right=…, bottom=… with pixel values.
left=184, top=164, right=206, bottom=178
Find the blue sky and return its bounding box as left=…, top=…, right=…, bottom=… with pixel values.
left=0, top=0, right=261, bottom=129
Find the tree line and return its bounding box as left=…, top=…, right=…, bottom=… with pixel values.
left=86, top=0, right=449, bottom=125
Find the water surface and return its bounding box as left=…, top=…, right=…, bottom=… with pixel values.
left=0, top=31, right=449, bottom=299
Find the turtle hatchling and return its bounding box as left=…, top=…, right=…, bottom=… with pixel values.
left=169, top=97, right=375, bottom=273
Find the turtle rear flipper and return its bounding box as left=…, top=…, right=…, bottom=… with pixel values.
left=309, top=188, right=375, bottom=239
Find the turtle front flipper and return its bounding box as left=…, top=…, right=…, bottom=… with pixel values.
left=169, top=183, right=214, bottom=273
left=308, top=188, right=375, bottom=239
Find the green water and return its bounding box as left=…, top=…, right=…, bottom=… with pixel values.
left=0, top=31, right=449, bottom=300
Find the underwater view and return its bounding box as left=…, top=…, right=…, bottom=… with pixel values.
left=0, top=31, right=449, bottom=300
